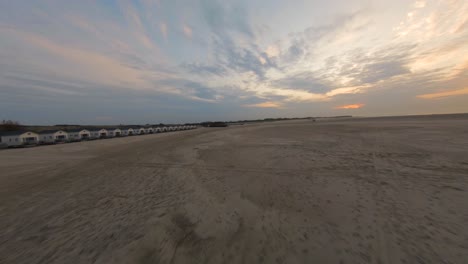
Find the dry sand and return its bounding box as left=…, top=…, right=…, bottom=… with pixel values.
left=1, top=115, right=468, bottom=263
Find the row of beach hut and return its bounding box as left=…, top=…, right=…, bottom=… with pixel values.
left=0, top=125, right=197, bottom=147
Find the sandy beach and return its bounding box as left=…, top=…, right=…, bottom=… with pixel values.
left=1, top=115, right=467, bottom=264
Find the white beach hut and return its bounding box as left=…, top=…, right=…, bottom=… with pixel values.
left=135, top=128, right=146, bottom=135
left=0, top=131, right=39, bottom=147
left=119, top=127, right=133, bottom=136
left=67, top=129, right=90, bottom=141
left=38, top=130, right=68, bottom=144
left=108, top=128, right=122, bottom=137
left=89, top=128, right=108, bottom=139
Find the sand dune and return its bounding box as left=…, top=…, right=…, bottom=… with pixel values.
left=1, top=116, right=467, bottom=263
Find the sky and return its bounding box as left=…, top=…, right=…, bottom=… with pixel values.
left=0, top=0, right=467, bottom=125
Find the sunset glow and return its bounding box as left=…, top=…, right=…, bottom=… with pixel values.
left=0, top=0, right=467, bottom=124
left=336, top=104, right=365, bottom=109
left=418, top=88, right=468, bottom=99
left=245, top=102, right=283, bottom=108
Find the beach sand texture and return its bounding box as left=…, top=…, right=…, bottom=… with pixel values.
left=1, top=115, right=467, bottom=263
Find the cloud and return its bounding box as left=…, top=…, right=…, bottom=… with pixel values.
left=0, top=27, right=150, bottom=87
left=325, top=85, right=370, bottom=97
left=137, top=33, right=156, bottom=49
left=244, top=101, right=283, bottom=108
left=182, top=62, right=226, bottom=76
left=265, top=45, right=280, bottom=58
left=156, top=79, right=223, bottom=102
left=200, top=0, right=253, bottom=37
left=414, top=1, right=426, bottom=9
left=359, top=61, right=410, bottom=83
left=195, top=0, right=275, bottom=78
left=67, top=15, right=101, bottom=37
left=285, top=37, right=307, bottom=62
left=254, top=86, right=327, bottom=102
left=274, top=9, right=370, bottom=67
left=274, top=72, right=332, bottom=93
left=182, top=24, right=192, bottom=38
left=1, top=0, right=467, bottom=124
left=225, top=46, right=271, bottom=78
left=335, top=103, right=364, bottom=109
left=1, top=75, right=85, bottom=96
left=417, top=87, right=468, bottom=99
left=160, top=22, right=168, bottom=41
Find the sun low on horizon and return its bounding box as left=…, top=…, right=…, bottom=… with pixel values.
left=0, top=0, right=467, bottom=125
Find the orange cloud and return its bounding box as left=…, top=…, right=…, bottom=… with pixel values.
left=265, top=45, right=280, bottom=58
left=325, top=85, right=369, bottom=97
left=414, top=0, right=426, bottom=8
left=244, top=102, right=283, bottom=108
left=417, top=87, right=468, bottom=99
left=258, top=56, right=267, bottom=65
left=182, top=24, right=192, bottom=38
left=335, top=103, right=364, bottom=109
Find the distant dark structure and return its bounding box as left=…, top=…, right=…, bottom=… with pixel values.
left=0, top=120, right=22, bottom=131
left=201, top=122, right=228, bottom=127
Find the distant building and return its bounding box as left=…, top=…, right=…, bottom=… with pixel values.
left=88, top=128, right=108, bottom=139
left=107, top=128, right=122, bottom=137
left=118, top=127, right=132, bottom=136
left=67, top=129, right=90, bottom=141
left=135, top=128, right=146, bottom=135
left=38, top=130, right=68, bottom=144
left=0, top=131, right=39, bottom=147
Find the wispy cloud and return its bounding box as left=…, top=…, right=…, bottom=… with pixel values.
left=182, top=24, right=193, bottom=39
left=335, top=104, right=365, bottom=109
left=160, top=22, right=168, bottom=41
left=0, top=27, right=150, bottom=87
left=414, top=1, right=426, bottom=9
left=244, top=101, right=283, bottom=108
left=265, top=45, right=280, bottom=58
left=417, top=87, right=468, bottom=99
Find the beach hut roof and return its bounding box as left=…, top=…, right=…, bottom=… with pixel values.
left=65, top=128, right=88, bottom=132
left=37, top=129, right=66, bottom=134
left=0, top=130, right=34, bottom=136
